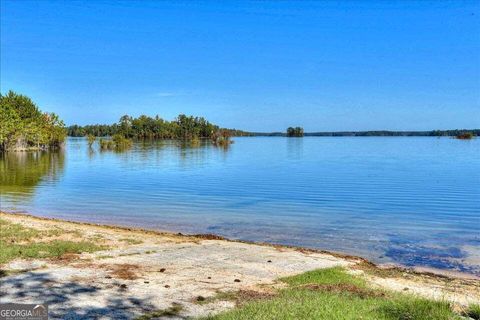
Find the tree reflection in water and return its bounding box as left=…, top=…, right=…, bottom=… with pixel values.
left=0, top=151, right=65, bottom=203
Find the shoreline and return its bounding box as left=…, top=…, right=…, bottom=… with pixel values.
left=2, top=210, right=478, bottom=281
left=1, top=211, right=479, bottom=318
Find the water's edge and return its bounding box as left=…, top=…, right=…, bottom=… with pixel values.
left=3, top=210, right=478, bottom=280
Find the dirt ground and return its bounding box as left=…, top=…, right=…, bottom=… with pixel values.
left=1, top=212, right=479, bottom=319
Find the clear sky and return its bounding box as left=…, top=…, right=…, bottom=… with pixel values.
left=1, top=0, right=479, bottom=131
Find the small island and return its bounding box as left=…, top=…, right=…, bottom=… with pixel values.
left=286, top=127, right=304, bottom=137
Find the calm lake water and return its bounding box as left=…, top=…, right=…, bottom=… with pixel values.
left=1, top=137, right=479, bottom=275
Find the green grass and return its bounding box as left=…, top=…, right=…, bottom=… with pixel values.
left=0, top=240, right=103, bottom=264
left=201, top=267, right=460, bottom=320
left=464, top=304, right=480, bottom=320
left=0, top=218, right=41, bottom=242
left=0, top=218, right=104, bottom=264
left=281, top=267, right=366, bottom=287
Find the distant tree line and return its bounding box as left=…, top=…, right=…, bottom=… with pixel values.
left=0, top=91, right=66, bottom=151
left=68, top=114, right=252, bottom=139
left=68, top=124, right=115, bottom=137
left=65, top=112, right=479, bottom=141
left=247, top=129, right=479, bottom=137
left=303, top=130, right=480, bottom=137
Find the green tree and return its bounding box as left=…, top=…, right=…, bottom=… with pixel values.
left=0, top=90, right=66, bottom=151
left=286, top=127, right=304, bottom=137
left=119, top=115, right=133, bottom=137
left=0, top=101, right=20, bottom=150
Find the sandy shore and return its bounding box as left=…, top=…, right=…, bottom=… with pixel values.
left=0, top=212, right=479, bottom=319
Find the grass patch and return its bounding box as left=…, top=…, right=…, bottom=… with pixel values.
left=0, top=218, right=104, bottom=264
left=0, top=218, right=41, bottom=242
left=202, top=267, right=459, bottom=320
left=379, top=297, right=455, bottom=320
left=0, top=240, right=103, bottom=264
left=89, top=234, right=105, bottom=240
left=135, top=303, right=183, bottom=320
left=464, top=304, right=480, bottom=320
left=281, top=267, right=366, bottom=287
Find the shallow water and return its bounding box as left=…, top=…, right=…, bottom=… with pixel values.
left=1, top=137, right=479, bottom=274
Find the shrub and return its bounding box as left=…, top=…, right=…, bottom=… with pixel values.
left=211, top=130, right=233, bottom=147
left=456, top=132, right=475, bottom=140
left=99, top=134, right=132, bottom=150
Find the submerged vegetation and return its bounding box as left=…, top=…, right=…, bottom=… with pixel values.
left=99, top=134, right=133, bottom=151
left=204, top=267, right=471, bottom=320
left=69, top=113, right=241, bottom=152
left=211, top=129, right=234, bottom=147
left=455, top=132, right=475, bottom=140
left=69, top=114, right=243, bottom=150
left=0, top=91, right=66, bottom=151
left=87, top=134, right=96, bottom=147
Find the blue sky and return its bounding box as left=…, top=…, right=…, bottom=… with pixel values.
left=1, top=0, right=479, bottom=131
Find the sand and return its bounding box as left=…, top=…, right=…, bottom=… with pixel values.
left=0, top=212, right=479, bottom=319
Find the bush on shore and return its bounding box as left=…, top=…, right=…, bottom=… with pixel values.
left=0, top=91, right=66, bottom=151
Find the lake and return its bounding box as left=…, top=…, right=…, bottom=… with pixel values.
left=1, top=137, right=479, bottom=275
